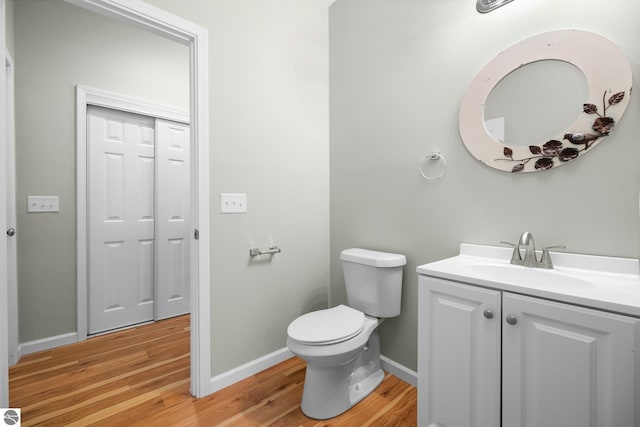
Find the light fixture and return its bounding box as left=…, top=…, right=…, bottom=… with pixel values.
left=476, top=0, right=514, bottom=13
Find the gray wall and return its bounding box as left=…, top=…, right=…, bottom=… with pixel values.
left=16, top=0, right=329, bottom=381
left=144, top=0, right=330, bottom=375
left=14, top=0, right=189, bottom=342
left=16, top=0, right=330, bottom=378
left=330, top=0, right=640, bottom=372
left=11, top=0, right=330, bottom=389
left=22, top=0, right=636, bottom=386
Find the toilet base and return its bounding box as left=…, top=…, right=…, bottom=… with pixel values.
left=300, top=330, right=384, bottom=420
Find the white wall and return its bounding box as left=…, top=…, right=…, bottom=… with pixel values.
left=14, top=0, right=189, bottom=342
left=330, top=0, right=640, bottom=371
left=140, top=0, right=330, bottom=375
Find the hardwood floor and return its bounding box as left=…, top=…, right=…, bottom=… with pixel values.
left=9, top=315, right=417, bottom=426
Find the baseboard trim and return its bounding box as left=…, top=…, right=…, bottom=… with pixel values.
left=209, top=347, right=294, bottom=394
left=19, top=332, right=78, bottom=356
left=381, top=355, right=418, bottom=387
left=207, top=347, right=418, bottom=395
left=8, top=348, right=22, bottom=367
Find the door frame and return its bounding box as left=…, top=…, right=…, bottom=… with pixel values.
left=1, top=0, right=9, bottom=407
left=5, top=49, right=17, bottom=367
left=77, top=86, right=189, bottom=337
left=68, top=0, right=211, bottom=398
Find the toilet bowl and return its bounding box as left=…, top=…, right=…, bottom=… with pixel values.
left=287, top=305, right=384, bottom=419
left=287, top=248, right=406, bottom=420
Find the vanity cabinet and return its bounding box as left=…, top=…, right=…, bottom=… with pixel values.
left=418, top=276, right=640, bottom=427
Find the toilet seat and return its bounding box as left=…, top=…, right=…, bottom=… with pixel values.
left=287, top=305, right=365, bottom=345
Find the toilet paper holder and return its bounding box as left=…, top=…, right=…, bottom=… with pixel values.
left=249, top=245, right=281, bottom=257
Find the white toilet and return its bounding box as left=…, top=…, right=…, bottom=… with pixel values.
left=287, top=248, right=406, bottom=419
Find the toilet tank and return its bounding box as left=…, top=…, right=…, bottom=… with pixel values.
left=340, top=248, right=406, bottom=318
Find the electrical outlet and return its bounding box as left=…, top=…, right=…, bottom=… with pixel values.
left=27, top=196, right=59, bottom=213
left=221, top=193, right=247, bottom=213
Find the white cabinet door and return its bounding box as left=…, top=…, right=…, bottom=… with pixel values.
left=155, top=119, right=190, bottom=320
left=502, top=293, right=640, bottom=427
left=418, top=276, right=502, bottom=427
left=88, top=106, right=156, bottom=333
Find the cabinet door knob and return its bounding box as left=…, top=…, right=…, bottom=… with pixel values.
left=506, top=314, right=518, bottom=325
left=6, top=228, right=15, bottom=237
left=483, top=309, right=494, bottom=319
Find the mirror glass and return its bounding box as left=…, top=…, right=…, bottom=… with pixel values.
left=484, top=60, right=588, bottom=147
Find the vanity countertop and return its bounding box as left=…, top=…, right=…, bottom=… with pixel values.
left=417, top=243, right=640, bottom=317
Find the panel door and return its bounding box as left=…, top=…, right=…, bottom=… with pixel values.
left=155, top=119, right=190, bottom=320
left=418, top=276, right=502, bottom=427
left=502, top=293, right=640, bottom=427
left=88, top=106, right=156, bottom=334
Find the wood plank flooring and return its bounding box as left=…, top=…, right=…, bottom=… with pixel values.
left=9, top=315, right=417, bottom=426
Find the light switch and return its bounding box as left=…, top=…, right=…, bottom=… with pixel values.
left=221, top=193, right=247, bottom=213
left=27, top=196, right=59, bottom=213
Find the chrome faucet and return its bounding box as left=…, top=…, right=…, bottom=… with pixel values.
left=501, top=232, right=565, bottom=269
left=517, top=231, right=537, bottom=268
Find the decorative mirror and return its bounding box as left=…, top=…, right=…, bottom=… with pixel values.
left=459, top=30, right=632, bottom=173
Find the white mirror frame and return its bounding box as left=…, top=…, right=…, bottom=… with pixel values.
left=459, top=30, right=632, bottom=173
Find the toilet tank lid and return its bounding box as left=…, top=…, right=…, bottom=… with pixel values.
left=340, top=248, right=406, bottom=267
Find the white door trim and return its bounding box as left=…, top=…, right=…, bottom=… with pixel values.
left=1, top=0, right=9, bottom=407
left=69, top=0, right=211, bottom=398
left=5, top=50, right=18, bottom=367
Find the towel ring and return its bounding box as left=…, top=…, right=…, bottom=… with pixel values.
left=419, top=151, right=446, bottom=181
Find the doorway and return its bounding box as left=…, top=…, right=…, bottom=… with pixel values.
left=0, top=0, right=211, bottom=404
left=86, top=104, right=190, bottom=334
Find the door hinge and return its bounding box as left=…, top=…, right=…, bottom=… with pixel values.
left=194, top=229, right=199, bottom=240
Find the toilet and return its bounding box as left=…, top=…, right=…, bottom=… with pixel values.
left=287, top=248, right=406, bottom=419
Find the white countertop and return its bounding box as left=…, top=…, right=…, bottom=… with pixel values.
left=417, top=243, right=640, bottom=317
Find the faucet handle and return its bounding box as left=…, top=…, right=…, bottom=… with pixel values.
left=539, top=245, right=566, bottom=269
left=500, top=241, right=522, bottom=263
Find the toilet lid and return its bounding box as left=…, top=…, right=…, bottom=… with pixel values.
left=287, top=305, right=365, bottom=345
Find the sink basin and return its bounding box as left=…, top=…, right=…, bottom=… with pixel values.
left=460, top=263, right=594, bottom=288
left=417, top=243, right=640, bottom=316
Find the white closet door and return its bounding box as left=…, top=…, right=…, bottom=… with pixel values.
left=155, top=119, right=190, bottom=320
left=88, top=106, right=156, bottom=334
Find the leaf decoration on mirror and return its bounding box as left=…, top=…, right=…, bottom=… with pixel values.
left=496, top=90, right=625, bottom=172
left=609, top=91, right=625, bottom=105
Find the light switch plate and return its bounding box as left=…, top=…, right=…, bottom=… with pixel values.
left=220, top=193, right=247, bottom=213
left=27, top=196, right=59, bottom=213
